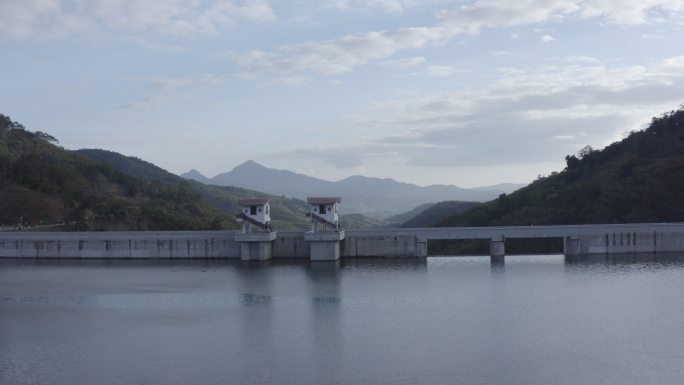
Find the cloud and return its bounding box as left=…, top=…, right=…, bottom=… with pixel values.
left=232, top=27, right=447, bottom=75
left=275, top=56, right=684, bottom=169
left=489, top=50, right=512, bottom=56
left=0, top=0, right=60, bottom=39
left=125, top=36, right=190, bottom=53
left=641, top=32, right=665, bottom=39
left=230, top=0, right=684, bottom=77
left=0, top=0, right=276, bottom=40
left=575, top=0, right=684, bottom=24
left=435, top=0, right=580, bottom=35
left=540, top=34, right=556, bottom=42
left=562, top=55, right=601, bottom=64
left=381, top=56, right=427, bottom=68
left=124, top=74, right=226, bottom=110
left=270, top=75, right=312, bottom=87
left=426, top=65, right=465, bottom=76
left=437, top=0, right=684, bottom=31
left=324, top=0, right=427, bottom=14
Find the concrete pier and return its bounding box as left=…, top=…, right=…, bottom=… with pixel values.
left=235, top=232, right=277, bottom=261
left=415, top=239, right=428, bottom=258
left=490, top=255, right=506, bottom=265
left=564, top=236, right=581, bottom=256
left=305, top=231, right=345, bottom=261
left=490, top=236, right=505, bottom=258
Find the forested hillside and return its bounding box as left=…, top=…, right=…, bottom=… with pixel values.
left=9, top=105, right=680, bottom=232
left=401, top=201, right=481, bottom=227
left=0, top=115, right=229, bottom=231
left=76, top=149, right=312, bottom=229
left=440, top=107, right=684, bottom=227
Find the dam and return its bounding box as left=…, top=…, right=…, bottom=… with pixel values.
left=2, top=222, right=684, bottom=260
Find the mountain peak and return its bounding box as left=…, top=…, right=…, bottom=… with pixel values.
left=197, top=159, right=514, bottom=216
left=180, top=169, right=210, bottom=183
left=234, top=160, right=267, bottom=171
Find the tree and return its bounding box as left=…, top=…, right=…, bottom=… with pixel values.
left=565, top=154, right=580, bottom=169
left=577, top=145, right=594, bottom=159
left=34, top=131, right=58, bottom=144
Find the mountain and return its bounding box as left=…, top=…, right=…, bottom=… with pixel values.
left=385, top=203, right=436, bottom=225
left=0, top=115, right=228, bottom=231
left=77, top=149, right=180, bottom=184
left=439, top=106, right=684, bottom=227
left=339, top=214, right=392, bottom=229
left=76, top=149, right=312, bottom=230
left=77, top=149, right=395, bottom=230
left=195, top=160, right=331, bottom=198
left=401, top=201, right=482, bottom=228
left=472, top=183, right=526, bottom=193
left=183, top=161, right=522, bottom=217
left=181, top=169, right=211, bottom=184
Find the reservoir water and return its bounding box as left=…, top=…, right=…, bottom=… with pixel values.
left=2, top=255, right=684, bottom=385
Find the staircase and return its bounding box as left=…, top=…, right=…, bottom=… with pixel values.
left=306, top=212, right=339, bottom=230
left=235, top=213, right=272, bottom=231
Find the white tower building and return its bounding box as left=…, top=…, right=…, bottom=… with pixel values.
left=306, top=197, right=341, bottom=232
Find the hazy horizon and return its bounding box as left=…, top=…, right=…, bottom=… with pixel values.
left=181, top=159, right=529, bottom=189
left=2, top=1, right=683, bottom=187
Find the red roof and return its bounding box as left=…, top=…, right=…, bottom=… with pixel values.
left=238, top=198, right=271, bottom=206
left=307, top=197, right=341, bottom=204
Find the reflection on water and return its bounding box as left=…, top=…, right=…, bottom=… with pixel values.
left=243, top=293, right=272, bottom=306
left=2, top=255, right=684, bottom=385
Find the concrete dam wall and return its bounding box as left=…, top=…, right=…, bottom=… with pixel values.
left=0, top=231, right=419, bottom=259
left=2, top=223, right=684, bottom=259
left=0, top=231, right=240, bottom=259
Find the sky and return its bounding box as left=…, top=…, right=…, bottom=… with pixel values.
left=1, top=0, right=684, bottom=188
